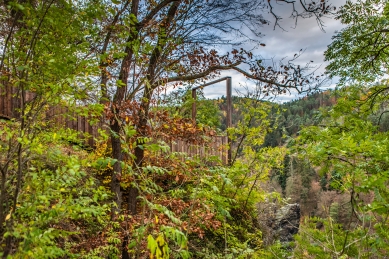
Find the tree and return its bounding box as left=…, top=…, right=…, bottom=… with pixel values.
left=293, top=86, right=389, bottom=257
left=97, top=0, right=335, bottom=216
left=325, top=0, right=389, bottom=85
left=0, top=0, right=111, bottom=257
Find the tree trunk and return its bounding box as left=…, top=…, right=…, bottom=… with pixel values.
left=110, top=120, right=122, bottom=217
left=129, top=111, right=148, bottom=214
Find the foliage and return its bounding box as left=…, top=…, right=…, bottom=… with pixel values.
left=263, top=90, right=336, bottom=148
left=160, top=86, right=223, bottom=130
left=293, top=86, right=389, bottom=257
left=113, top=97, right=284, bottom=258
left=0, top=0, right=107, bottom=256
left=294, top=217, right=360, bottom=259
left=0, top=125, right=112, bottom=258
left=325, top=0, right=389, bottom=84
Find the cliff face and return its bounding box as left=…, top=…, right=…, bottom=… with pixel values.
left=272, top=204, right=301, bottom=243
left=258, top=202, right=301, bottom=245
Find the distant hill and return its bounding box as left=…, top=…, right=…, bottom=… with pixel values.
left=215, top=90, right=337, bottom=146
left=263, top=90, right=337, bottom=147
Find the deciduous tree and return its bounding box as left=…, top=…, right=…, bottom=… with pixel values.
left=98, top=0, right=335, bottom=216
left=325, top=0, right=389, bottom=84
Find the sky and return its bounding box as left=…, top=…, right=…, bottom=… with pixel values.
left=197, top=0, right=349, bottom=103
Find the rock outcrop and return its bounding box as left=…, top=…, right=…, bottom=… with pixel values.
left=271, top=203, right=300, bottom=243
left=257, top=202, right=301, bottom=245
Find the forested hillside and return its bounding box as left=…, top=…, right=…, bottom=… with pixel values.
left=264, top=91, right=337, bottom=147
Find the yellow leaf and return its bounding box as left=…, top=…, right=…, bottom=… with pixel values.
left=5, top=214, right=10, bottom=221
left=156, top=235, right=165, bottom=246
left=155, top=215, right=159, bottom=224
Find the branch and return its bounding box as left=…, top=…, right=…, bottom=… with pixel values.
left=267, top=0, right=335, bottom=32
left=100, top=1, right=130, bottom=103
left=137, top=0, right=180, bottom=29
left=115, top=0, right=180, bottom=104
left=162, top=60, right=321, bottom=95
left=163, top=62, right=241, bottom=83
left=231, top=66, right=300, bottom=91
left=146, top=1, right=180, bottom=83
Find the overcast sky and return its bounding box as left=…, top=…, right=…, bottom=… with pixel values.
left=197, top=0, right=349, bottom=103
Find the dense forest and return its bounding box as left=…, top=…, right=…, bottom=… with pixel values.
left=1, top=0, right=389, bottom=258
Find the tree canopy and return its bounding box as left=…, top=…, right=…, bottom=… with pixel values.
left=325, top=0, right=389, bottom=84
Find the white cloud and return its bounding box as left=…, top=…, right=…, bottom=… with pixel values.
left=197, top=0, right=349, bottom=102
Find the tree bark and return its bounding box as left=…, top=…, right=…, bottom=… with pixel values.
left=129, top=1, right=180, bottom=213
left=110, top=119, right=123, bottom=217
left=109, top=0, right=140, bottom=217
